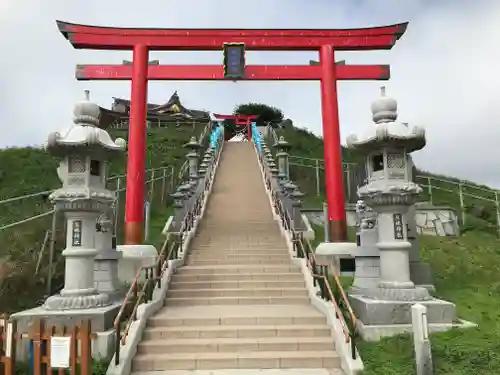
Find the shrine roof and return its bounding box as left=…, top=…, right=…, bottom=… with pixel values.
left=98, top=91, right=209, bottom=128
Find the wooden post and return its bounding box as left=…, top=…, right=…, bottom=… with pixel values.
left=29, top=319, right=43, bottom=375
left=79, top=321, right=92, bottom=375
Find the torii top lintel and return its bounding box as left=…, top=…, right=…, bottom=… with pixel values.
left=56, top=20, right=408, bottom=51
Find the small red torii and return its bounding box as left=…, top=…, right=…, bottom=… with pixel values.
left=212, top=114, right=258, bottom=141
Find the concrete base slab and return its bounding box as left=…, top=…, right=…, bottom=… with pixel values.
left=11, top=300, right=122, bottom=333
left=348, top=294, right=456, bottom=326
left=131, top=369, right=344, bottom=375
left=116, top=244, right=158, bottom=284
left=314, top=242, right=357, bottom=273
left=356, top=318, right=477, bottom=341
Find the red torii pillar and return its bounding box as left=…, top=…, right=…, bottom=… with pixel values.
left=57, top=21, right=408, bottom=244
left=213, top=114, right=258, bottom=140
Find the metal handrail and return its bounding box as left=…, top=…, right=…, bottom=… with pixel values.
left=0, top=165, right=171, bottom=204
left=254, top=140, right=358, bottom=359
left=288, top=155, right=500, bottom=195
left=0, top=166, right=173, bottom=232
left=112, top=125, right=223, bottom=366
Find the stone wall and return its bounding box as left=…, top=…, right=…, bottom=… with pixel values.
left=303, top=202, right=459, bottom=237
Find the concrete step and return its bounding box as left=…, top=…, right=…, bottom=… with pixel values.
left=147, top=314, right=326, bottom=328
left=132, top=350, right=340, bottom=371
left=190, top=240, right=286, bottom=246
left=188, top=249, right=288, bottom=255
left=187, top=251, right=288, bottom=256
left=142, top=323, right=333, bottom=341
left=167, top=288, right=308, bottom=298
left=169, top=280, right=305, bottom=290
left=165, top=296, right=310, bottom=306
left=175, top=265, right=300, bottom=275
left=131, top=369, right=345, bottom=375
left=137, top=337, right=336, bottom=354
left=172, top=272, right=304, bottom=283
left=187, top=258, right=291, bottom=266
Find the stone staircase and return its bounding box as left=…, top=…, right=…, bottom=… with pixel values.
left=131, top=142, right=342, bottom=373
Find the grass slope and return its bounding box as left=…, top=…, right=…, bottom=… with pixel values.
left=360, top=231, right=500, bottom=375
left=0, top=123, right=208, bottom=313
left=279, top=126, right=500, bottom=374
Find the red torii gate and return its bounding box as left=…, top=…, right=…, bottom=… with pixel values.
left=56, top=20, right=408, bottom=244
left=212, top=114, right=258, bottom=140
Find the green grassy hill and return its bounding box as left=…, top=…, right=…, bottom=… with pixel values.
left=276, top=125, right=500, bottom=374
left=271, top=125, right=499, bottom=234
left=0, top=123, right=209, bottom=312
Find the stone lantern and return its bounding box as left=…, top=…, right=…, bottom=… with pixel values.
left=184, top=136, right=201, bottom=185
left=345, top=87, right=456, bottom=339
left=273, top=136, right=291, bottom=180
left=43, top=90, right=126, bottom=310
left=346, top=86, right=427, bottom=296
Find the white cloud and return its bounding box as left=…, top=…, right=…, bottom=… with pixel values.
left=0, top=0, right=499, bottom=186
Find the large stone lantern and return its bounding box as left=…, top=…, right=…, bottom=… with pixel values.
left=346, top=86, right=427, bottom=296
left=43, top=90, right=126, bottom=310
left=344, top=87, right=456, bottom=340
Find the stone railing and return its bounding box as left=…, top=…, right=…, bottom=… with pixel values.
left=253, top=124, right=363, bottom=374
left=108, top=124, right=225, bottom=375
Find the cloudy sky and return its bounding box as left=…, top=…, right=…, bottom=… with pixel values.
left=1, top=0, right=499, bottom=187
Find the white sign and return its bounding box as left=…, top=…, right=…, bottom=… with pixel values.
left=50, top=336, right=71, bottom=368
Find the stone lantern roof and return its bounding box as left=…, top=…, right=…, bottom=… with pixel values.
left=346, top=86, right=426, bottom=153
left=46, top=90, right=126, bottom=157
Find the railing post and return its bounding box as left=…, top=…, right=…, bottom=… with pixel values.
left=170, top=165, right=175, bottom=194
left=149, top=169, right=156, bottom=202
left=46, top=210, right=58, bottom=297
left=427, top=177, right=433, bottom=205
left=144, top=201, right=151, bottom=242
left=161, top=168, right=167, bottom=206
left=315, top=159, right=321, bottom=196
left=458, top=183, right=466, bottom=226
left=345, top=165, right=352, bottom=202
left=114, top=177, right=121, bottom=233
left=323, top=202, right=329, bottom=242
left=495, top=191, right=500, bottom=237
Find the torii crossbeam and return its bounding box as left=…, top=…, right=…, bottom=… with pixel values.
left=212, top=114, right=258, bottom=140
left=57, top=20, right=408, bottom=245
left=75, top=64, right=390, bottom=81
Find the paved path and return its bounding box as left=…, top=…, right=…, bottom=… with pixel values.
left=131, top=143, right=342, bottom=373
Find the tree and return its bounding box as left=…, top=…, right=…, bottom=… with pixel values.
left=233, top=103, right=284, bottom=127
